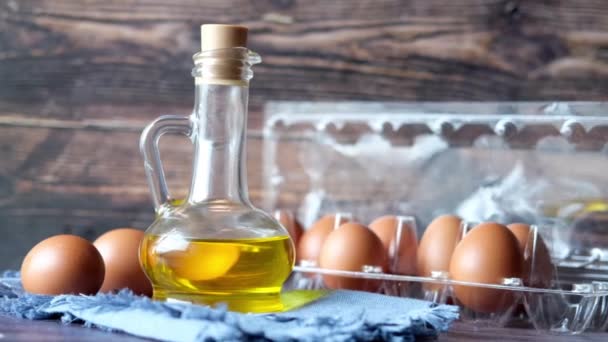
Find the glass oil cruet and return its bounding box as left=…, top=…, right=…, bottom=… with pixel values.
left=139, top=24, right=295, bottom=313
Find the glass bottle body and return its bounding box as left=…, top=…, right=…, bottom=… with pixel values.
left=140, top=205, right=294, bottom=312
left=139, top=50, right=294, bottom=312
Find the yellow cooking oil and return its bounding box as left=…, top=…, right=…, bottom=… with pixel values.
left=140, top=234, right=295, bottom=313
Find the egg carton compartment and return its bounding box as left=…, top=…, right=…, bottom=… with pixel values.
left=285, top=268, right=608, bottom=334
left=263, top=101, right=608, bottom=333
left=282, top=213, right=608, bottom=334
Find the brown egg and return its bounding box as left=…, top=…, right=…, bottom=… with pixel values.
left=449, top=222, right=523, bottom=313
left=507, top=223, right=554, bottom=288
left=275, top=210, right=304, bottom=247
left=297, top=214, right=349, bottom=264
left=94, top=228, right=152, bottom=296
left=369, top=215, right=417, bottom=275
left=318, top=222, right=388, bottom=291
left=416, top=215, right=462, bottom=277
left=21, top=234, right=105, bottom=295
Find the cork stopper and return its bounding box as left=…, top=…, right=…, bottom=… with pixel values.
left=200, top=24, right=248, bottom=52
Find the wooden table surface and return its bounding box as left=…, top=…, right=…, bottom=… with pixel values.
left=1, top=314, right=606, bottom=341
left=0, top=315, right=147, bottom=341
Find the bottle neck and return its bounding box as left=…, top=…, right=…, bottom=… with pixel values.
left=188, top=83, right=250, bottom=205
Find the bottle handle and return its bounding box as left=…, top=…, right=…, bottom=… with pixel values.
left=139, top=115, right=192, bottom=212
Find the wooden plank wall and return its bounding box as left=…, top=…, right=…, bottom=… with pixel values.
left=1, top=0, right=608, bottom=269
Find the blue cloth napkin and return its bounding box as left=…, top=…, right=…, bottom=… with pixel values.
left=0, top=271, right=458, bottom=341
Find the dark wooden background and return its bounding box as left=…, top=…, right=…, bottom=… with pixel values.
left=1, top=0, right=608, bottom=269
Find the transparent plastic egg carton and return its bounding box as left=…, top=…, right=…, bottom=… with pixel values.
left=261, top=102, right=608, bottom=334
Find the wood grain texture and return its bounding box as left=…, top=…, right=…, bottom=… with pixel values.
left=0, top=315, right=606, bottom=341
left=0, top=119, right=268, bottom=269
left=436, top=322, right=608, bottom=341
left=1, top=0, right=608, bottom=128
left=0, top=314, right=150, bottom=341
left=1, top=0, right=608, bottom=266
